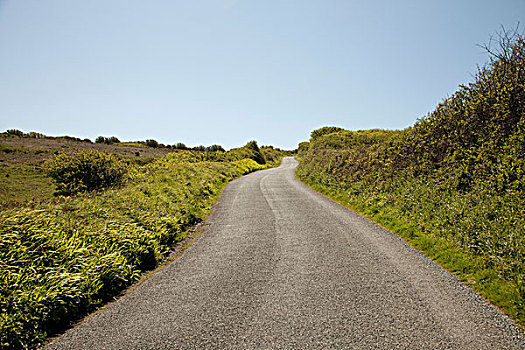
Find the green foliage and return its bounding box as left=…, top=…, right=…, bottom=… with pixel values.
left=174, top=142, right=188, bottom=150
left=227, top=140, right=266, bottom=164
left=205, top=144, right=225, bottom=153
left=310, top=126, right=345, bottom=140
left=145, top=139, right=159, bottom=148
left=1, top=143, right=286, bottom=349
left=45, top=150, right=128, bottom=196
left=6, top=129, right=24, bottom=137
left=28, top=132, right=45, bottom=139
left=95, top=136, right=120, bottom=144
left=260, top=146, right=286, bottom=164
left=297, top=35, right=525, bottom=326
left=297, top=141, right=309, bottom=158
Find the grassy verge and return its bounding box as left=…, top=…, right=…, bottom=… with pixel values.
left=0, top=147, right=281, bottom=349
left=295, top=36, right=525, bottom=329
left=296, top=172, right=524, bottom=330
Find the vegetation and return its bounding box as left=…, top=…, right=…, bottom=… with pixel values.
left=0, top=137, right=284, bottom=349
left=95, top=136, right=120, bottom=144
left=0, top=135, right=170, bottom=208
left=145, top=139, right=159, bottom=148
left=297, top=32, right=525, bottom=327
left=46, top=150, right=128, bottom=196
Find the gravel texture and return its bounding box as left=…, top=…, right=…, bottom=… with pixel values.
left=45, top=157, right=525, bottom=349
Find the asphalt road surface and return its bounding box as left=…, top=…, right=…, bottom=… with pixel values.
left=46, top=157, right=524, bottom=349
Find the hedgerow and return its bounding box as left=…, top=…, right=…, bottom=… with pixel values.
left=297, top=34, right=525, bottom=326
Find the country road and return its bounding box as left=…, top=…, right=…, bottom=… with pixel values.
left=45, top=157, right=524, bottom=349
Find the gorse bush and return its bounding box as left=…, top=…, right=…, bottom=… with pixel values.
left=227, top=140, right=267, bottom=164
left=297, top=33, right=525, bottom=326
left=45, top=150, right=128, bottom=196
left=309, top=126, right=345, bottom=141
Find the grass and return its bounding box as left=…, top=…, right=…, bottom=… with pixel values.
left=295, top=37, right=525, bottom=328
left=0, top=136, right=170, bottom=208
left=0, top=135, right=284, bottom=349
left=297, top=172, right=524, bottom=330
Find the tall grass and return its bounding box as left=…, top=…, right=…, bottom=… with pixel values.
left=1, top=146, right=279, bottom=349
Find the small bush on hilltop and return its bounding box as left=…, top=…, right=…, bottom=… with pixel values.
left=95, top=136, right=120, bottom=144
left=145, top=139, right=159, bottom=148
left=206, top=144, right=225, bottom=153
left=6, top=129, right=25, bottom=137
left=310, top=126, right=345, bottom=141
left=46, top=150, right=127, bottom=196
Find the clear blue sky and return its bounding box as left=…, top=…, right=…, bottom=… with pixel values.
left=1, top=1, right=524, bottom=149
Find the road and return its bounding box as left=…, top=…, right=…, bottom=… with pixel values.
left=46, top=157, right=524, bottom=349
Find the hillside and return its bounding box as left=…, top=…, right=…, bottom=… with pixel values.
left=0, top=135, right=287, bottom=349
left=297, top=35, right=525, bottom=326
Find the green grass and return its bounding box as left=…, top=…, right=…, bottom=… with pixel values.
left=0, top=139, right=283, bottom=349
left=297, top=171, right=525, bottom=330
left=0, top=138, right=170, bottom=209
left=0, top=166, right=55, bottom=207
left=295, top=37, right=525, bottom=329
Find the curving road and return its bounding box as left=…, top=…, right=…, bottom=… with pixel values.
left=46, top=157, right=524, bottom=349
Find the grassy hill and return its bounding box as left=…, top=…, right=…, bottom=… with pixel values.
left=0, top=134, right=170, bottom=208
left=297, top=35, right=525, bottom=327
left=0, top=134, right=288, bottom=349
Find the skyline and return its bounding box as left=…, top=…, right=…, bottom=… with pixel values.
left=1, top=1, right=524, bottom=149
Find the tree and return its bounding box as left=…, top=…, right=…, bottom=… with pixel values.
left=6, top=129, right=24, bottom=137
left=174, top=142, right=187, bottom=150
left=95, top=136, right=105, bottom=144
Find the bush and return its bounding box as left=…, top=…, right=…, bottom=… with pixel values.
left=46, top=150, right=127, bottom=196
left=227, top=141, right=267, bottom=164
left=206, top=144, right=225, bottom=153
left=310, top=126, right=345, bottom=140
left=6, top=129, right=24, bottom=137
left=174, top=142, right=188, bottom=150
left=95, top=136, right=120, bottom=144
left=145, top=139, right=159, bottom=148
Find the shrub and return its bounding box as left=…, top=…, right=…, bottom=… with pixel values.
left=6, top=129, right=24, bottom=137
left=310, top=126, right=345, bottom=141
left=145, top=139, right=159, bottom=148
left=28, top=131, right=46, bottom=139
left=226, top=141, right=266, bottom=164
left=174, top=142, right=188, bottom=150
left=95, top=136, right=120, bottom=144
left=206, top=144, right=225, bottom=153
left=45, top=150, right=127, bottom=196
